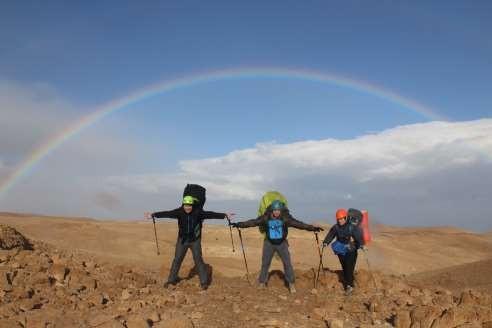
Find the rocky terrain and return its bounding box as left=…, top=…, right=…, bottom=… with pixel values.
left=0, top=214, right=491, bottom=327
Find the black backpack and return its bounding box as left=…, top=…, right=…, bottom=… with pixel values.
left=183, top=184, right=206, bottom=210
left=347, top=208, right=363, bottom=227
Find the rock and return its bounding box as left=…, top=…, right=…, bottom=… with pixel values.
left=19, top=298, right=42, bottom=311
left=259, top=319, right=282, bottom=327
left=153, top=313, right=193, bottom=328
left=121, top=289, right=131, bottom=300
left=326, top=318, right=344, bottom=328
left=0, top=225, right=32, bottom=250
left=97, top=320, right=126, bottom=328
left=172, top=292, right=187, bottom=306
left=88, top=314, right=114, bottom=327
left=125, top=315, right=150, bottom=328
left=1, top=271, right=13, bottom=292
left=0, top=252, right=10, bottom=263
left=148, top=311, right=160, bottom=323
left=190, top=311, right=203, bottom=319
left=394, top=310, right=411, bottom=328
left=31, top=272, right=50, bottom=286
left=0, top=319, right=22, bottom=327
left=67, top=270, right=97, bottom=291
left=368, top=296, right=383, bottom=313
left=312, top=308, right=326, bottom=320
left=409, top=305, right=442, bottom=328
left=49, top=264, right=69, bottom=284
left=432, top=293, right=454, bottom=309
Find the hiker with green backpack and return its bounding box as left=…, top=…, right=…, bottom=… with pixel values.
left=231, top=198, right=323, bottom=293
left=144, top=185, right=234, bottom=290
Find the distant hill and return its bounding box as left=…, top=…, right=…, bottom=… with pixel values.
left=409, top=258, right=492, bottom=294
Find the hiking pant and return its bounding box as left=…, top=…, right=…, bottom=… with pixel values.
left=258, top=240, right=295, bottom=284
left=168, top=237, right=208, bottom=286
left=337, top=250, right=358, bottom=288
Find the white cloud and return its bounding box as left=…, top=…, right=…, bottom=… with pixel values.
left=164, top=119, right=492, bottom=197
left=104, top=119, right=492, bottom=230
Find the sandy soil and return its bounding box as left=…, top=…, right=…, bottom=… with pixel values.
left=0, top=212, right=491, bottom=327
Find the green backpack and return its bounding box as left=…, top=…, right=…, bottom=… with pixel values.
left=257, top=191, right=288, bottom=234
left=257, top=191, right=288, bottom=216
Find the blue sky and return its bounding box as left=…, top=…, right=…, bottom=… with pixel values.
left=0, top=1, right=491, bottom=229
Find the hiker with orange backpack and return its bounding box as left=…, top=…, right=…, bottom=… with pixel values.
left=323, top=208, right=365, bottom=295
left=145, top=191, right=234, bottom=290
left=231, top=200, right=323, bottom=293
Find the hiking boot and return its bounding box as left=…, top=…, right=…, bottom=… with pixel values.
left=164, top=280, right=178, bottom=288
left=345, top=285, right=353, bottom=296
left=288, top=283, right=297, bottom=294
left=257, top=282, right=267, bottom=289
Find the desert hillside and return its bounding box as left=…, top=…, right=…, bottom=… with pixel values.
left=1, top=213, right=491, bottom=277
left=0, top=213, right=491, bottom=327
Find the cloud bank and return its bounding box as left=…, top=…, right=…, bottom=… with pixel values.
left=106, top=119, right=492, bottom=230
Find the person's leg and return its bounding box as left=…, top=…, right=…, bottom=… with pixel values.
left=167, top=238, right=189, bottom=284
left=276, top=241, right=295, bottom=284
left=337, top=254, right=349, bottom=288
left=190, top=238, right=209, bottom=287
left=345, top=250, right=358, bottom=287
left=258, top=240, right=275, bottom=284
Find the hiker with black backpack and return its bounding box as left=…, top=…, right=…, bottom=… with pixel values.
left=144, top=185, right=234, bottom=290
left=323, top=208, right=366, bottom=295
left=231, top=200, right=323, bottom=294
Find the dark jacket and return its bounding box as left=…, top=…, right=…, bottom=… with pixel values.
left=152, top=207, right=226, bottom=243
left=236, top=209, right=317, bottom=241
left=323, top=223, right=364, bottom=250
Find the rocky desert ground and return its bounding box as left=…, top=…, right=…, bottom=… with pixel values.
left=0, top=212, right=491, bottom=328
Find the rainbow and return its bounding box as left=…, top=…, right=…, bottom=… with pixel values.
left=0, top=67, right=447, bottom=200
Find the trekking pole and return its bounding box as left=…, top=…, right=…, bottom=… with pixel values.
left=362, top=248, right=379, bottom=293
left=226, top=218, right=235, bottom=252
left=152, top=216, right=160, bottom=255
left=237, top=228, right=251, bottom=285
left=314, top=244, right=325, bottom=289
left=314, top=232, right=325, bottom=272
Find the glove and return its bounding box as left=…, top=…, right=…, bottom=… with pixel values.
left=313, top=226, right=324, bottom=232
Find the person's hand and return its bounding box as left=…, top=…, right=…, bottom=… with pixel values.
left=360, top=245, right=367, bottom=251
left=144, top=212, right=153, bottom=220
left=322, top=241, right=329, bottom=248
left=313, top=226, right=324, bottom=232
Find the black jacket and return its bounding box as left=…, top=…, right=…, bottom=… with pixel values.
left=152, top=207, right=226, bottom=243
left=323, top=223, right=364, bottom=249
left=236, top=209, right=317, bottom=241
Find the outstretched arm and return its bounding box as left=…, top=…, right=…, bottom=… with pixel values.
left=323, top=226, right=337, bottom=245
left=284, top=210, right=322, bottom=232
left=201, top=210, right=232, bottom=220
left=150, top=208, right=181, bottom=219
left=232, top=216, right=264, bottom=228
